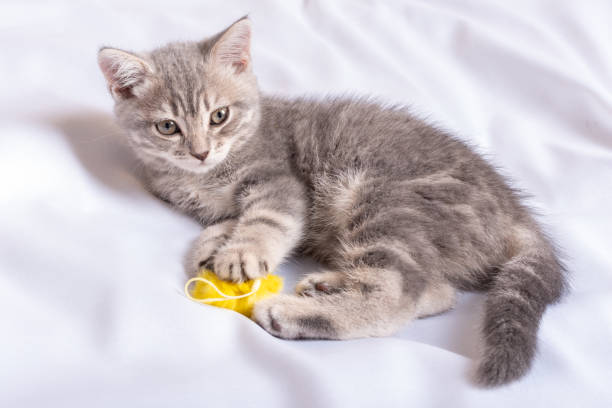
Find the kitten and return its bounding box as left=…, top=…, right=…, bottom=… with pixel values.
left=98, top=17, right=566, bottom=387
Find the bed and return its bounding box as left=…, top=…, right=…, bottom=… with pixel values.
left=1, top=0, right=611, bottom=406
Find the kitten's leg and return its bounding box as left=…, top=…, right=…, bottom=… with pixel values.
left=185, top=219, right=237, bottom=276
left=254, top=266, right=456, bottom=339
left=213, top=168, right=306, bottom=282
left=255, top=170, right=460, bottom=339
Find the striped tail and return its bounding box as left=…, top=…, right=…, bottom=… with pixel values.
left=476, top=249, right=566, bottom=386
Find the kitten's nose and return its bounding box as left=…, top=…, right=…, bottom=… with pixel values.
left=190, top=151, right=209, bottom=162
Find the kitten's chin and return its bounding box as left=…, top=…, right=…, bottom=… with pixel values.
left=171, top=161, right=213, bottom=174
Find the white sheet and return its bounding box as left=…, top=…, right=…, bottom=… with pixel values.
left=2, top=0, right=611, bottom=406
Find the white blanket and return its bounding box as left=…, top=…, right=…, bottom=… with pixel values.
left=1, top=0, right=611, bottom=406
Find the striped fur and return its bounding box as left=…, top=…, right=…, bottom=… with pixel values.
left=98, top=17, right=567, bottom=387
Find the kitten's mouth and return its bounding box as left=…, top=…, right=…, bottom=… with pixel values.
left=183, top=157, right=208, bottom=165
left=178, top=158, right=216, bottom=173
left=170, top=152, right=222, bottom=173
left=191, top=160, right=208, bottom=167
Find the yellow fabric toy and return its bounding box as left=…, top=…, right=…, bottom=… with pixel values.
left=184, top=269, right=283, bottom=318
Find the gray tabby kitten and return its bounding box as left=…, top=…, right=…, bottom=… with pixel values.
left=98, top=17, right=566, bottom=387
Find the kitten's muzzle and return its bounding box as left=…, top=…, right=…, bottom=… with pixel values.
left=190, top=151, right=209, bottom=162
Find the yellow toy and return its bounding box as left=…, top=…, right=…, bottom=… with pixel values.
left=184, top=269, right=283, bottom=318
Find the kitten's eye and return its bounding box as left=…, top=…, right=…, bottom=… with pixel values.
left=210, top=107, right=229, bottom=125
left=156, top=119, right=180, bottom=136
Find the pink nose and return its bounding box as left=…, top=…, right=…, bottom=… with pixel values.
left=190, top=151, right=209, bottom=161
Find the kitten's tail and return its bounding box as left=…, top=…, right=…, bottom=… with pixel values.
left=476, top=243, right=567, bottom=387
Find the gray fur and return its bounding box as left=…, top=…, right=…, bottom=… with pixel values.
left=98, top=17, right=567, bottom=387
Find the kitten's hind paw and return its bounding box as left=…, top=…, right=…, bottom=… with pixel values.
left=252, top=294, right=338, bottom=340
left=295, top=271, right=346, bottom=297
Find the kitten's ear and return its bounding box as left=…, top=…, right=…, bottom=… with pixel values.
left=97, top=47, right=154, bottom=100
left=210, top=16, right=252, bottom=73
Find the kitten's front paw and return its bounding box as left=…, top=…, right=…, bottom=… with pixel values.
left=213, top=245, right=270, bottom=282
left=185, top=220, right=235, bottom=276
left=189, top=241, right=219, bottom=274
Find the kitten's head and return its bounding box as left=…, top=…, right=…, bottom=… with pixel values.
left=98, top=17, right=259, bottom=174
